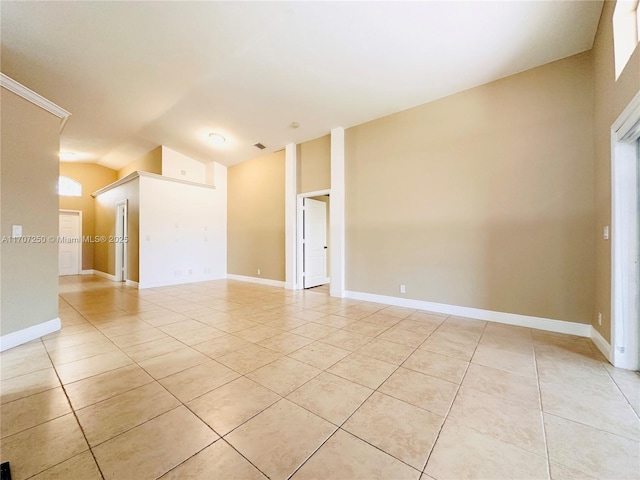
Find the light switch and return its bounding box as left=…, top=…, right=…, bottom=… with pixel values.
left=603, top=226, right=609, bottom=240
left=12, top=225, right=22, bottom=238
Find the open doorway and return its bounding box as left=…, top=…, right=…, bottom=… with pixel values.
left=297, top=190, right=330, bottom=289
left=611, top=92, right=640, bottom=371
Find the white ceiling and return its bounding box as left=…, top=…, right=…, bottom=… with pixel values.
left=1, top=1, right=603, bottom=169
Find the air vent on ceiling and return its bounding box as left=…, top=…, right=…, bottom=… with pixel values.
left=254, top=143, right=266, bottom=150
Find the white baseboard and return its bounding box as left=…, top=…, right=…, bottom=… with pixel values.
left=284, top=278, right=331, bottom=291
left=344, top=290, right=592, bottom=337
left=0, top=317, right=61, bottom=352
left=138, top=274, right=226, bottom=290
left=330, top=287, right=346, bottom=298
left=227, top=274, right=285, bottom=288
left=82, top=270, right=139, bottom=288
left=590, top=326, right=611, bottom=360
left=93, top=270, right=118, bottom=281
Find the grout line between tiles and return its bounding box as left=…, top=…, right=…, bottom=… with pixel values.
left=418, top=319, right=487, bottom=476
left=57, top=295, right=230, bottom=477
left=531, top=334, right=552, bottom=480
left=41, top=337, right=107, bottom=480
left=601, top=362, right=640, bottom=422
left=287, top=312, right=449, bottom=478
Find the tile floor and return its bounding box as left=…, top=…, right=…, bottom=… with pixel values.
left=1, top=275, right=638, bottom=480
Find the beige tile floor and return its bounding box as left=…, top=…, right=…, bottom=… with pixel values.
left=1, top=275, right=638, bottom=480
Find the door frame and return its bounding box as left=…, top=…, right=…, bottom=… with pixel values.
left=610, top=90, right=640, bottom=370
left=59, top=209, right=82, bottom=276
left=115, top=200, right=128, bottom=282
left=297, top=189, right=331, bottom=289
left=285, top=127, right=345, bottom=296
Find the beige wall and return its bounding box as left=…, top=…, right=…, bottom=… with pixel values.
left=592, top=1, right=640, bottom=341
left=59, top=163, right=117, bottom=270
left=117, top=146, right=162, bottom=179
left=345, top=51, right=595, bottom=324
left=1, top=89, right=61, bottom=336
left=228, top=151, right=285, bottom=281
left=299, top=134, right=330, bottom=193
left=94, top=178, right=140, bottom=282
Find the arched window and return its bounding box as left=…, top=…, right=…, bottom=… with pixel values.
left=58, top=176, right=82, bottom=197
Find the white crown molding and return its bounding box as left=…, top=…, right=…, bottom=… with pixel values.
left=91, top=170, right=215, bottom=198
left=0, top=73, right=71, bottom=131
left=345, top=290, right=592, bottom=337
left=0, top=317, right=61, bottom=352
left=91, top=171, right=140, bottom=197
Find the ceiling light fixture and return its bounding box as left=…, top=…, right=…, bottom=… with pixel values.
left=208, top=133, right=226, bottom=144
left=290, top=122, right=300, bottom=129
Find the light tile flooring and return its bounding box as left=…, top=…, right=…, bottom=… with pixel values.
left=1, top=276, right=638, bottom=480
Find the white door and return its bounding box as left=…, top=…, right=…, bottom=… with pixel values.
left=303, top=198, right=328, bottom=288
left=59, top=211, right=81, bottom=276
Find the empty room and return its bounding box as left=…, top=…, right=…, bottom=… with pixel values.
left=0, top=1, right=639, bottom=479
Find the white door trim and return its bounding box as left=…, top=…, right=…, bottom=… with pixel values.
left=115, top=200, right=128, bottom=282
left=610, top=90, right=640, bottom=370
left=59, top=209, right=82, bottom=275
left=297, top=190, right=331, bottom=289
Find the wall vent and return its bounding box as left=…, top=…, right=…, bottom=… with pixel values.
left=254, top=143, right=266, bottom=150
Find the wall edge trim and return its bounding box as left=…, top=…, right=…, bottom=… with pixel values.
left=0, top=317, right=61, bottom=352
left=344, top=290, right=591, bottom=337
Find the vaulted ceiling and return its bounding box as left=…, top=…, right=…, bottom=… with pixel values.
left=1, top=1, right=603, bottom=169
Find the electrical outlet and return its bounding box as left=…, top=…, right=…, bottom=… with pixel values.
left=597, top=312, right=602, bottom=326
left=257, top=268, right=261, bottom=276
left=400, top=284, right=406, bottom=294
